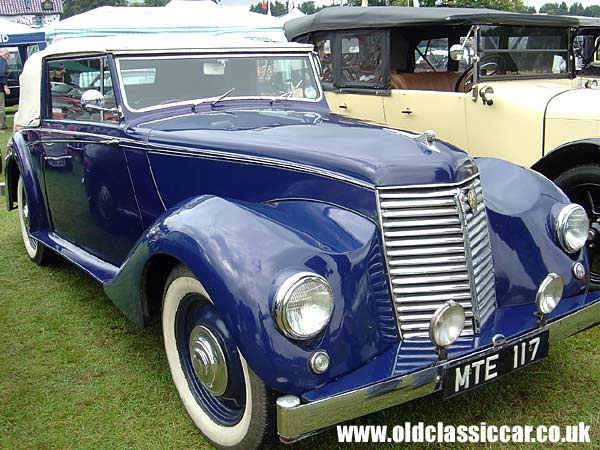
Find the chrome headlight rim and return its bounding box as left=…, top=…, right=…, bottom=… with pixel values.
left=536, top=272, right=564, bottom=315
left=429, top=300, right=466, bottom=349
left=273, top=271, right=334, bottom=340
left=556, top=203, right=589, bottom=254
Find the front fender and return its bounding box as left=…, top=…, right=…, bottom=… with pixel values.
left=105, top=195, right=397, bottom=395
left=478, top=157, right=589, bottom=308
left=4, top=131, right=50, bottom=233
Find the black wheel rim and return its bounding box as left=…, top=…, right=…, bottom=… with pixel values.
left=174, top=294, right=246, bottom=426
left=562, top=182, right=600, bottom=284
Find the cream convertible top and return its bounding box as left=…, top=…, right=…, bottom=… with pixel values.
left=15, top=34, right=314, bottom=129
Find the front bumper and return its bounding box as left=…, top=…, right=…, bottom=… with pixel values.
left=276, top=299, right=600, bottom=442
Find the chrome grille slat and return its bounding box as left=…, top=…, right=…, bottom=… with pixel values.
left=383, top=217, right=461, bottom=228
left=384, top=226, right=463, bottom=238
left=385, top=236, right=465, bottom=247
left=391, top=273, right=470, bottom=285
left=390, top=263, right=466, bottom=276
left=388, top=254, right=466, bottom=266
left=393, top=282, right=471, bottom=295
left=380, top=198, right=457, bottom=208
left=395, top=292, right=472, bottom=303
left=397, top=301, right=472, bottom=312
left=382, top=207, right=458, bottom=218
left=379, top=188, right=460, bottom=199
left=386, top=245, right=465, bottom=257
left=378, top=175, right=497, bottom=340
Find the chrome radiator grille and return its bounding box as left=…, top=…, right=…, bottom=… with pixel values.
left=377, top=175, right=496, bottom=340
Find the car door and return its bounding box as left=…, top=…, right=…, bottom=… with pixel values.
left=383, top=37, right=470, bottom=149
left=41, top=55, right=143, bottom=266
left=320, top=31, right=389, bottom=124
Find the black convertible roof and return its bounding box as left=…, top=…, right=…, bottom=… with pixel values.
left=284, top=6, right=579, bottom=40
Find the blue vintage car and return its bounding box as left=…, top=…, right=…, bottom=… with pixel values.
left=2, top=35, right=600, bottom=449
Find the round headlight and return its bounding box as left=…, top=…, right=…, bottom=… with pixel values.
left=273, top=272, right=334, bottom=340
left=536, top=273, right=564, bottom=315
left=556, top=204, right=589, bottom=253
left=429, top=301, right=465, bottom=348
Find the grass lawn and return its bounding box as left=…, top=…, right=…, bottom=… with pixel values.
left=0, top=107, right=599, bottom=450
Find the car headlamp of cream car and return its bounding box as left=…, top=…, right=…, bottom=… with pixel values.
left=3, top=34, right=600, bottom=450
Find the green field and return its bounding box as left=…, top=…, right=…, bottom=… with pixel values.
left=0, top=108, right=598, bottom=449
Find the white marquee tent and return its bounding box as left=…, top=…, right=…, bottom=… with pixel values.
left=43, top=1, right=286, bottom=43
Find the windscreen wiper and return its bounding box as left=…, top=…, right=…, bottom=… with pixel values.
left=271, top=80, right=303, bottom=103
left=191, top=88, right=236, bottom=112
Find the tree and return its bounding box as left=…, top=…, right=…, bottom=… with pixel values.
left=249, top=0, right=288, bottom=17
left=539, top=2, right=569, bottom=15
left=400, top=0, right=528, bottom=12
left=297, top=1, right=321, bottom=14
left=62, top=0, right=128, bottom=19
left=569, top=2, right=585, bottom=15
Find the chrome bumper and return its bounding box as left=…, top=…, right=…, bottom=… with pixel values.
left=277, top=300, right=600, bottom=442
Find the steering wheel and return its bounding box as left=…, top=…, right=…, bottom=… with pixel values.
left=455, top=55, right=506, bottom=92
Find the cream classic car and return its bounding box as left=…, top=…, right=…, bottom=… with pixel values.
left=285, top=7, right=600, bottom=286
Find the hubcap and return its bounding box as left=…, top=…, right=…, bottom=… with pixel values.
left=189, top=325, right=228, bottom=396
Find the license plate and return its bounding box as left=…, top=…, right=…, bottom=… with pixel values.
left=443, top=329, right=549, bottom=399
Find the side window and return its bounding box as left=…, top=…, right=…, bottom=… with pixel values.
left=47, top=57, right=117, bottom=123
left=313, top=37, right=333, bottom=82
left=414, top=37, right=473, bottom=73
left=414, top=39, right=449, bottom=72
left=339, top=32, right=386, bottom=87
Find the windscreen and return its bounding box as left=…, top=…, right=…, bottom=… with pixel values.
left=479, top=26, right=570, bottom=78
left=117, top=54, right=321, bottom=110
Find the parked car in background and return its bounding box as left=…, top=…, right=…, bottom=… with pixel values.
left=5, top=48, right=22, bottom=106
left=285, top=7, right=600, bottom=287
left=2, top=34, right=600, bottom=450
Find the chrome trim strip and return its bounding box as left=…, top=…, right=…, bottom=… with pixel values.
left=146, top=146, right=375, bottom=189
left=34, top=128, right=374, bottom=189
left=377, top=173, right=479, bottom=191
left=456, top=186, right=481, bottom=332
left=276, top=299, right=600, bottom=442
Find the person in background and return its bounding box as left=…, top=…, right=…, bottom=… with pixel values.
left=0, top=48, right=10, bottom=132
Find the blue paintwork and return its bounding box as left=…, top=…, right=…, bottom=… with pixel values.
left=3, top=49, right=598, bottom=399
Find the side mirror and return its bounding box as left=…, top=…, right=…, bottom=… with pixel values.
left=81, top=89, right=105, bottom=111
left=80, top=89, right=122, bottom=121
left=450, top=44, right=464, bottom=62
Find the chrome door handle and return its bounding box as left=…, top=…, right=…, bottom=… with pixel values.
left=43, top=155, right=72, bottom=161
left=338, top=103, right=348, bottom=110
left=101, top=138, right=120, bottom=146
left=401, top=108, right=413, bottom=115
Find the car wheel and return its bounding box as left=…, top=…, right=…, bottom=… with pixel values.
left=555, top=164, right=600, bottom=289
left=162, top=265, right=276, bottom=450
left=17, top=176, right=52, bottom=265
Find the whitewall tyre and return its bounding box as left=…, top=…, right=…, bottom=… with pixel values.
left=162, top=265, right=276, bottom=450
left=17, top=176, right=52, bottom=265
